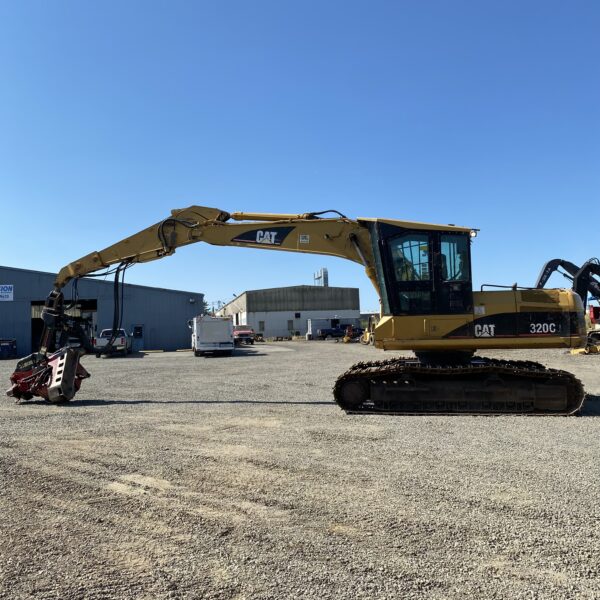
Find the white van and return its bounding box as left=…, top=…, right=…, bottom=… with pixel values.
left=188, top=315, right=234, bottom=357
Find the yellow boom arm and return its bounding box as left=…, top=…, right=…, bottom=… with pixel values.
left=54, top=205, right=380, bottom=295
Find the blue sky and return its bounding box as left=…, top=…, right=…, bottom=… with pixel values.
left=1, top=1, right=598, bottom=311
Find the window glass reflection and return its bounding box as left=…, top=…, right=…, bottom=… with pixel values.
left=390, top=234, right=430, bottom=283
left=441, top=235, right=470, bottom=282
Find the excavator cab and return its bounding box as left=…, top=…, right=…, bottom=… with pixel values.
left=367, top=222, right=473, bottom=317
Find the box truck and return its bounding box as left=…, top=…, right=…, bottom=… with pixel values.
left=188, top=315, right=234, bottom=357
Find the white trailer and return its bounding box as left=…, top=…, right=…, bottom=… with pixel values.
left=188, top=315, right=234, bottom=357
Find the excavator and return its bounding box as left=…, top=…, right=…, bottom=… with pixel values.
left=7, top=205, right=589, bottom=414
left=535, top=257, right=600, bottom=352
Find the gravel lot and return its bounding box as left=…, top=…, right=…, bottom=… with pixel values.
left=1, top=342, right=599, bottom=599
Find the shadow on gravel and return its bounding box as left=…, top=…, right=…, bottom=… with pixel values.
left=232, top=348, right=268, bottom=357
left=191, top=349, right=269, bottom=358
left=18, top=399, right=334, bottom=407
left=581, top=395, right=600, bottom=417
left=93, top=352, right=148, bottom=359
left=92, top=350, right=269, bottom=359
left=14, top=396, right=599, bottom=413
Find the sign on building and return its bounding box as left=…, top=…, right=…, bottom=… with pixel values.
left=0, top=284, right=14, bottom=301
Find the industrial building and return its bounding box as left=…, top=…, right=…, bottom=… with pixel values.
left=0, top=265, right=205, bottom=357
left=216, top=285, right=360, bottom=338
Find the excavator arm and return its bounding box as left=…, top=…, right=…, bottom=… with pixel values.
left=535, top=257, right=600, bottom=353
left=536, top=257, right=600, bottom=306
left=7, top=205, right=381, bottom=403
left=54, top=205, right=379, bottom=293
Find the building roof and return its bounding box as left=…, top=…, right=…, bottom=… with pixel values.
left=232, top=284, right=355, bottom=296
left=0, top=264, right=203, bottom=297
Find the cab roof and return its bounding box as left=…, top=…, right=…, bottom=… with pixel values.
left=357, top=217, right=473, bottom=234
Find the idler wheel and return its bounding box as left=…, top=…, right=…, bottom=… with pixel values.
left=338, top=379, right=369, bottom=410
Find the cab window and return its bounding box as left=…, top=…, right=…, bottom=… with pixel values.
left=440, top=234, right=470, bottom=282
left=388, top=233, right=432, bottom=314
left=389, top=233, right=430, bottom=283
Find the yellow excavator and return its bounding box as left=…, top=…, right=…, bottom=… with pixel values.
left=7, top=205, right=588, bottom=414
left=535, top=257, right=600, bottom=354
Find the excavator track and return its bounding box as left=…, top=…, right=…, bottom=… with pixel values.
left=333, top=357, right=585, bottom=416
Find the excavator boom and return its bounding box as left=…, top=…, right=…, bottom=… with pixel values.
left=53, top=205, right=379, bottom=290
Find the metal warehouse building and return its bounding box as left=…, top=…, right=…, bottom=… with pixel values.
left=217, top=285, right=360, bottom=338
left=0, top=266, right=204, bottom=357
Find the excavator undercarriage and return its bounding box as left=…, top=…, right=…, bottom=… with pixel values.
left=334, top=357, right=584, bottom=415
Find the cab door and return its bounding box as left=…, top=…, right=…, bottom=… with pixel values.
left=385, top=230, right=434, bottom=315
left=436, top=233, right=473, bottom=314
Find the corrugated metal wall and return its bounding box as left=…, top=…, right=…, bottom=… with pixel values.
left=216, top=286, right=362, bottom=336
left=247, top=309, right=361, bottom=338
left=246, top=286, right=359, bottom=312
left=0, top=266, right=204, bottom=356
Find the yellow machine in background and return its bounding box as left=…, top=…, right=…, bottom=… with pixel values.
left=535, top=258, right=600, bottom=355
left=571, top=306, right=600, bottom=354
left=360, top=315, right=379, bottom=346
left=8, top=204, right=588, bottom=414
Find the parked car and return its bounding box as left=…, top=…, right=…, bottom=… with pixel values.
left=93, top=329, right=133, bottom=356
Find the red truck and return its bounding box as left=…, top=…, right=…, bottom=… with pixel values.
left=233, top=325, right=255, bottom=345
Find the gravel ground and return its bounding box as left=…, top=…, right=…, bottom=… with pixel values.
left=1, top=342, right=599, bottom=599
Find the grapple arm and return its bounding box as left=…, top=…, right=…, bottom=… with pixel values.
left=10, top=204, right=379, bottom=403
left=537, top=257, right=600, bottom=308
left=6, top=289, right=94, bottom=402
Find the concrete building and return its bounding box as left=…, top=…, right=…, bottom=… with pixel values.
left=0, top=265, right=204, bottom=356
left=217, top=285, right=360, bottom=338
